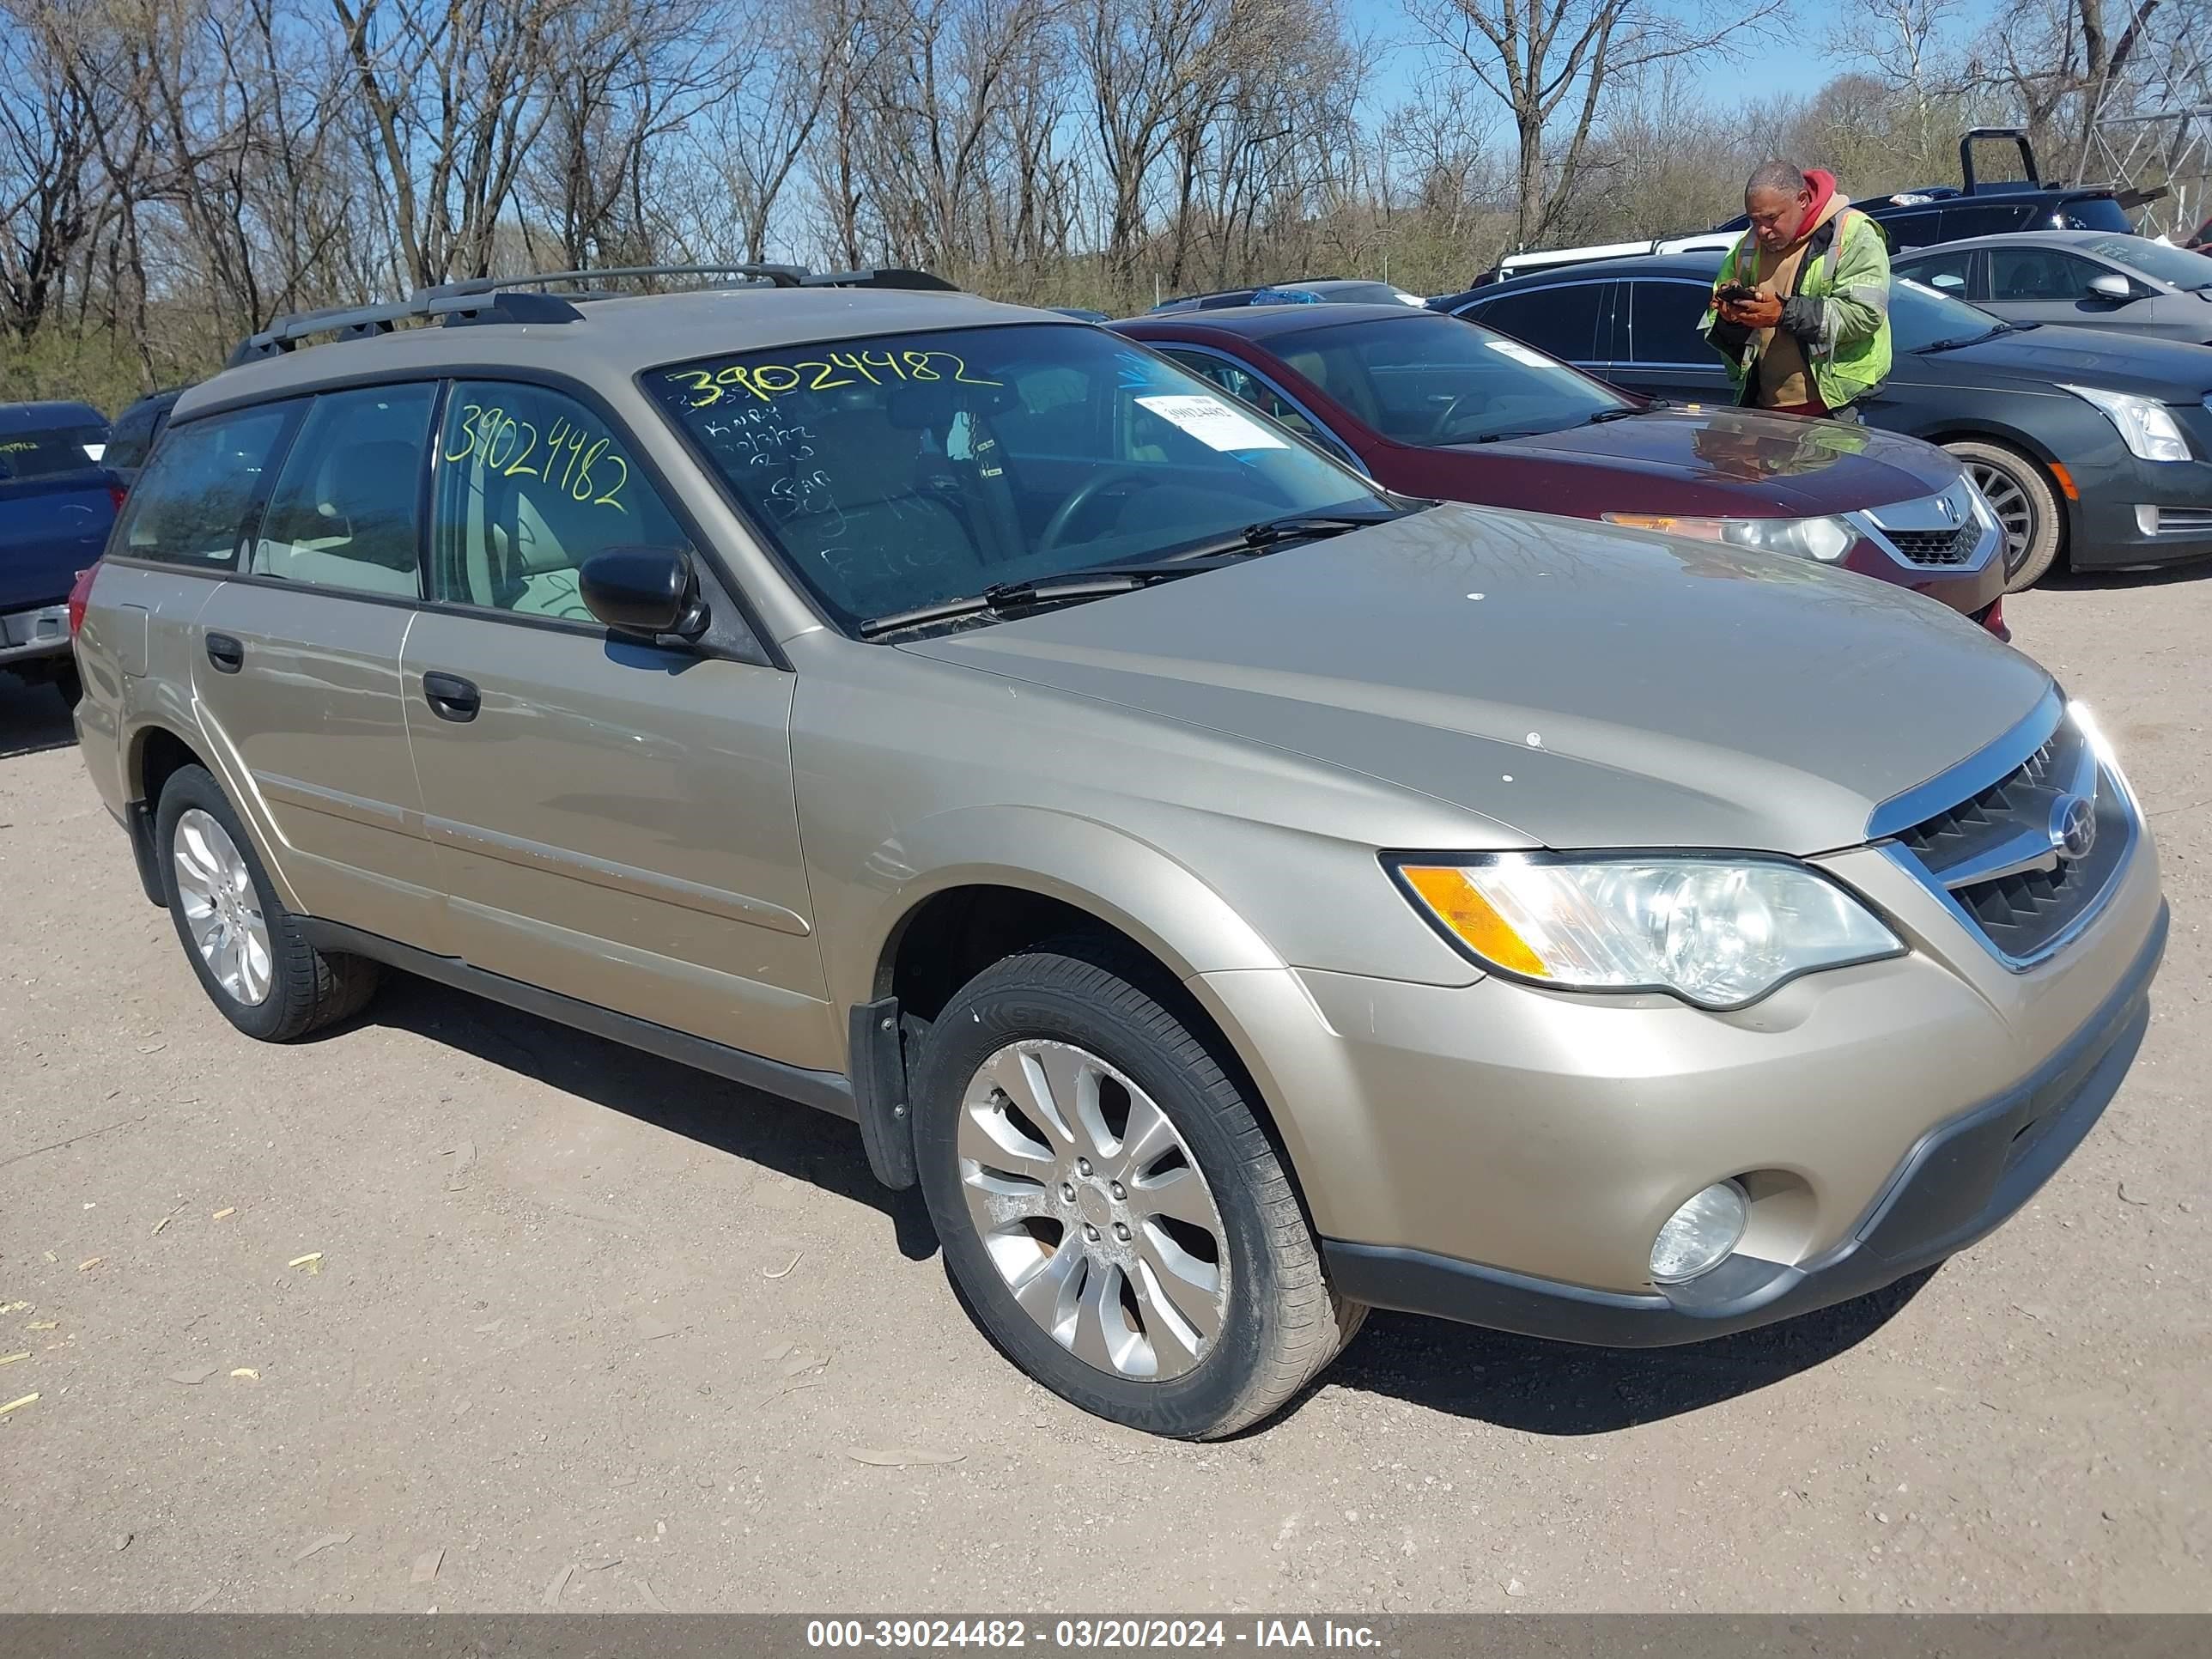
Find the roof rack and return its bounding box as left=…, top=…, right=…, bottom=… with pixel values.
left=228, top=263, right=960, bottom=367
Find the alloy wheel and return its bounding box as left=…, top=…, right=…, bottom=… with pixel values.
left=957, top=1039, right=1229, bottom=1381
left=1967, top=460, right=2034, bottom=570
left=172, top=807, right=273, bottom=1006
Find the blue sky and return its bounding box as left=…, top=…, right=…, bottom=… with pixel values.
left=1340, top=0, right=2004, bottom=118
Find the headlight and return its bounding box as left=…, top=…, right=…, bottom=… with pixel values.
left=1390, top=854, right=1903, bottom=1009
left=1603, top=512, right=1856, bottom=562
left=2059, top=383, right=2192, bottom=462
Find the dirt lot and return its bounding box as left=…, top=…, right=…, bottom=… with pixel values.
left=2, top=571, right=2207, bottom=1615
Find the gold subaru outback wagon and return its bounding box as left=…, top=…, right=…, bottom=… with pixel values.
left=70, top=266, right=2166, bottom=1437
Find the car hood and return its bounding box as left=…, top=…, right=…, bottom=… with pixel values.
left=1911, top=323, right=2212, bottom=399
left=899, top=504, right=2050, bottom=855
left=1464, top=407, right=1957, bottom=514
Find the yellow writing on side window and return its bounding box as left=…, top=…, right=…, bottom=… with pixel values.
left=668, top=350, right=1001, bottom=410
left=443, top=403, right=628, bottom=514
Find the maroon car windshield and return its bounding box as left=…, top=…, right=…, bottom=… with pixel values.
left=1265, top=313, right=1632, bottom=447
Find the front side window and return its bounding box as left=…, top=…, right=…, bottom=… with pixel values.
left=645, top=324, right=1386, bottom=629
left=2060, top=198, right=2134, bottom=233
left=1163, top=351, right=1330, bottom=441
left=431, top=381, right=690, bottom=623
left=1267, top=312, right=1627, bottom=446
left=249, top=384, right=434, bottom=597
left=118, top=406, right=293, bottom=568
left=1988, top=247, right=2103, bottom=301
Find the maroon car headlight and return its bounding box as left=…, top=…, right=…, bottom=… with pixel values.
left=1605, top=511, right=1856, bottom=563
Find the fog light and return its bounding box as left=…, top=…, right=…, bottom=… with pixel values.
left=1649, top=1181, right=1748, bottom=1284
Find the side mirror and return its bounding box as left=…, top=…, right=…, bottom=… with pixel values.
left=580, top=545, right=709, bottom=641
left=2087, top=271, right=2136, bottom=302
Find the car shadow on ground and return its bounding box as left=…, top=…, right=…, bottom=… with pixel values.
left=1319, top=1267, right=1937, bottom=1434
left=0, top=677, right=77, bottom=759
left=341, top=971, right=1935, bottom=1435
left=352, top=970, right=941, bottom=1261
left=2046, top=560, right=2212, bottom=592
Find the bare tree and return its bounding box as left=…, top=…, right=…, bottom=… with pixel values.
left=1406, top=0, right=1780, bottom=249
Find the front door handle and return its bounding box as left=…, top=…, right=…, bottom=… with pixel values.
left=205, top=633, right=245, bottom=673
left=422, top=672, right=481, bottom=723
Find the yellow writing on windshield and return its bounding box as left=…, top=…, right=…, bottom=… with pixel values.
left=669, top=350, right=1001, bottom=410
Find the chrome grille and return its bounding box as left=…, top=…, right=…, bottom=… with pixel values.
left=1891, top=714, right=2130, bottom=966
left=1881, top=522, right=1980, bottom=565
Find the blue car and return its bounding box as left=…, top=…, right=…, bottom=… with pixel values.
left=2, top=400, right=117, bottom=705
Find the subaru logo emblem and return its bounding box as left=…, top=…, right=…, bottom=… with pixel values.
left=2049, top=793, right=2097, bottom=862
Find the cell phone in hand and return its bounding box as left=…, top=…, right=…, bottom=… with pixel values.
left=1717, top=282, right=1757, bottom=304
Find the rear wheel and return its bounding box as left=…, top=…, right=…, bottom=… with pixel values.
left=911, top=936, right=1364, bottom=1438
left=155, top=764, right=380, bottom=1041
left=1945, top=440, right=2063, bottom=591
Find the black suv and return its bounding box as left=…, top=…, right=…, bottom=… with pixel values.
left=1710, top=130, right=2147, bottom=253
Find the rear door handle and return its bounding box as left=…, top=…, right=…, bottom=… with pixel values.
left=205, top=633, right=245, bottom=673
left=422, top=672, right=481, bottom=723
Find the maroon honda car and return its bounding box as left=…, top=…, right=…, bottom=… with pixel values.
left=1113, top=304, right=2010, bottom=636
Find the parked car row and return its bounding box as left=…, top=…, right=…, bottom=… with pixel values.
left=1438, top=252, right=2212, bottom=587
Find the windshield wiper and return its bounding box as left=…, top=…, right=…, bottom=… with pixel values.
left=1583, top=405, right=1649, bottom=424
left=858, top=559, right=1237, bottom=637
left=1923, top=325, right=2008, bottom=353
left=1155, top=508, right=1411, bottom=562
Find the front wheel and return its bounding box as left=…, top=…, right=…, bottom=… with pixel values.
left=911, top=937, right=1364, bottom=1438
left=1945, top=440, right=2063, bottom=592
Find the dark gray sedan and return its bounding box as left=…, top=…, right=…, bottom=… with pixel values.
left=1894, top=231, right=2212, bottom=346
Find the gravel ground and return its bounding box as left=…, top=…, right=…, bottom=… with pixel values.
left=1, top=570, right=2206, bottom=1614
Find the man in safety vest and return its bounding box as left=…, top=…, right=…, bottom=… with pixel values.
left=1699, top=160, right=1892, bottom=422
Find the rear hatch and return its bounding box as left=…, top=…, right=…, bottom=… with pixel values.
left=0, top=419, right=116, bottom=612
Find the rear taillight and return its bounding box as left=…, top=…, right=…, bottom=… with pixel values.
left=109, top=483, right=127, bottom=511
left=67, top=563, right=99, bottom=638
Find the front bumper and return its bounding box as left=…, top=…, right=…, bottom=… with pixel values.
left=1838, top=485, right=2007, bottom=630
left=2070, top=410, right=2212, bottom=569
left=0, top=603, right=71, bottom=667
left=1322, top=902, right=2165, bottom=1346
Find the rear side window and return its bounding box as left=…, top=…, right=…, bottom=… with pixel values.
left=1897, top=246, right=1977, bottom=297
left=0, top=421, right=109, bottom=479
left=118, top=407, right=292, bottom=568
left=248, top=385, right=434, bottom=597
left=106, top=398, right=173, bottom=471
left=1462, top=283, right=1607, bottom=361
left=430, top=381, right=690, bottom=623
left=1881, top=210, right=1943, bottom=248
left=1626, top=282, right=1711, bottom=364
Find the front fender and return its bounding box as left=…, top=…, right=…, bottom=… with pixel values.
left=823, top=803, right=1287, bottom=1018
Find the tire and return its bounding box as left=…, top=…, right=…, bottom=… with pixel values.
left=155, top=763, right=380, bottom=1041
left=1945, top=440, right=2063, bottom=592
left=911, top=935, right=1364, bottom=1438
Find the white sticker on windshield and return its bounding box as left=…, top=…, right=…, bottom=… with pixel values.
left=1135, top=394, right=1289, bottom=452
left=1486, top=338, right=1554, bottom=368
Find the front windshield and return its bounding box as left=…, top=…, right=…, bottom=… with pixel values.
left=2083, top=234, right=2212, bottom=290
left=1892, top=279, right=2009, bottom=350
left=647, top=324, right=1389, bottom=630
left=1264, top=312, right=1629, bottom=445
